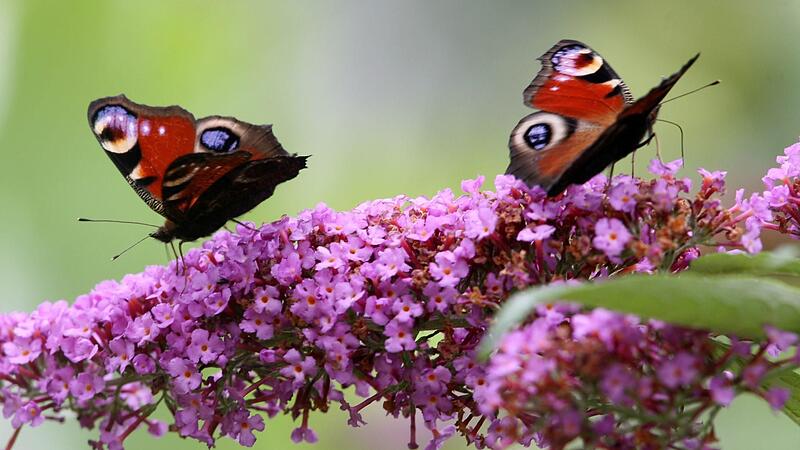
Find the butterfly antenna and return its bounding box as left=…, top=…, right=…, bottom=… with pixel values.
left=78, top=217, right=159, bottom=228
left=111, top=234, right=151, bottom=261
left=656, top=119, right=686, bottom=164
left=661, top=80, right=720, bottom=104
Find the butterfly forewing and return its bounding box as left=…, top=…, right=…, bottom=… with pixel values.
left=524, top=39, right=632, bottom=125
left=88, top=95, right=198, bottom=214
left=618, top=53, right=698, bottom=118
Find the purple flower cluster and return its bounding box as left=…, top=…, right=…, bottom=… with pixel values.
left=762, top=141, right=800, bottom=238
left=0, top=157, right=785, bottom=450
left=478, top=309, right=798, bottom=449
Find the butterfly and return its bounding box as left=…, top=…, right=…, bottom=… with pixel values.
left=88, top=95, right=308, bottom=243
left=506, top=39, right=698, bottom=196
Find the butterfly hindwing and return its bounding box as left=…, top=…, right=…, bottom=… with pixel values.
left=159, top=155, right=307, bottom=240
left=189, top=156, right=308, bottom=225
left=507, top=112, right=604, bottom=189
left=160, top=151, right=252, bottom=218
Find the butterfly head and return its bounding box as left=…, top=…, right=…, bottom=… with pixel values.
left=149, top=220, right=178, bottom=243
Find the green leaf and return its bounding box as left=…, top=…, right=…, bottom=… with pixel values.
left=710, top=340, right=800, bottom=426
left=690, top=250, right=800, bottom=278
left=766, top=368, right=800, bottom=426
left=479, top=284, right=571, bottom=360
left=479, top=274, right=800, bottom=359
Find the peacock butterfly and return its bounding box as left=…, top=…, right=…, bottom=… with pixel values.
left=506, top=39, right=698, bottom=196
left=87, top=95, right=308, bottom=243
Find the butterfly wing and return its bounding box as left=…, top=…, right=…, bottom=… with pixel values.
left=199, top=155, right=309, bottom=223
left=524, top=39, right=632, bottom=124
left=507, top=40, right=630, bottom=190
left=158, top=115, right=307, bottom=222
left=88, top=95, right=198, bottom=219
left=162, top=153, right=308, bottom=240
left=194, top=115, right=288, bottom=160
left=507, top=112, right=605, bottom=188
left=544, top=53, right=699, bottom=196
left=159, top=151, right=252, bottom=215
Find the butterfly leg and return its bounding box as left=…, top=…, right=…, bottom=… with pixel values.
left=164, top=244, right=173, bottom=264
left=606, top=162, right=616, bottom=194
left=178, top=241, right=187, bottom=272
left=654, top=133, right=662, bottom=162
left=631, top=151, right=636, bottom=178
left=637, top=131, right=656, bottom=149
left=656, top=118, right=686, bottom=167
left=178, top=240, right=191, bottom=295
left=168, top=241, right=181, bottom=275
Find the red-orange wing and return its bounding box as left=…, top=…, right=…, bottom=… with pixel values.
left=507, top=112, right=605, bottom=190
left=523, top=39, right=631, bottom=125
left=506, top=40, right=632, bottom=191
left=160, top=152, right=252, bottom=216
left=88, top=95, right=199, bottom=217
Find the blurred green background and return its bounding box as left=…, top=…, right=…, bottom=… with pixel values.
left=1, top=0, right=799, bottom=448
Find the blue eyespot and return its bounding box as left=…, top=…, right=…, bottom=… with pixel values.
left=525, top=123, right=551, bottom=150
left=201, top=127, right=240, bottom=153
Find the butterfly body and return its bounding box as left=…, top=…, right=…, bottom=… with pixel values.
left=88, top=95, right=308, bottom=243
left=506, top=40, right=697, bottom=196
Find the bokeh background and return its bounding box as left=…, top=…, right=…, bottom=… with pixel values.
left=1, top=0, right=799, bottom=448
